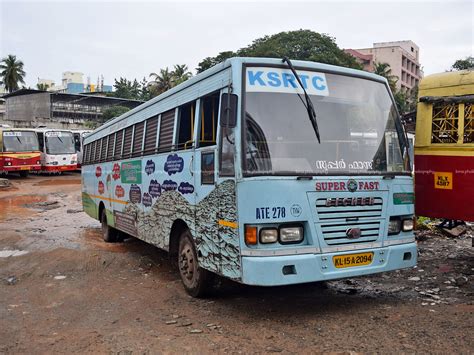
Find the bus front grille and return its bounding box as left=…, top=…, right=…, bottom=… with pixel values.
left=316, top=197, right=383, bottom=245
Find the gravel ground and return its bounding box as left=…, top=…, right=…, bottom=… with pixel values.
left=0, top=174, right=472, bottom=354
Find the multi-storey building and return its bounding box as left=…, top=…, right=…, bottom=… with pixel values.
left=346, top=40, right=423, bottom=91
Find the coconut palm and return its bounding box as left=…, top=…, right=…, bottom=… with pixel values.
left=172, top=64, right=192, bottom=85
left=149, top=68, right=174, bottom=95
left=373, top=62, right=398, bottom=93
left=0, top=54, right=26, bottom=93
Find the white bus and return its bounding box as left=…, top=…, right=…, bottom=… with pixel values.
left=71, top=129, right=92, bottom=168
left=34, top=128, right=78, bottom=173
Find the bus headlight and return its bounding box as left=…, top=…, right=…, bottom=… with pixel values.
left=402, top=218, right=414, bottom=232
left=279, top=225, right=304, bottom=244
left=259, top=228, right=278, bottom=244
left=388, top=218, right=401, bottom=235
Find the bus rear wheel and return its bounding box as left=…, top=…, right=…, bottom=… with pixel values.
left=101, top=209, right=118, bottom=243
left=19, top=171, right=29, bottom=178
left=178, top=230, right=212, bottom=298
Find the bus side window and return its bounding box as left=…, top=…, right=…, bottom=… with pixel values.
left=199, top=92, right=220, bottom=147
left=177, top=101, right=196, bottom=150
left=73, top=133, right=81, bottom=152
left=201, top=151, right=215, bottom=185
left=106, top=134, right=115, bottom=161
left=37, top=132, right=44, bottom=152
left=143, top=116, right=159, bottom=155
left=219, top=93, right=237, bottom=176
left=132, top=121, right=145, bottom=157
left=158, top=109, right=176, bottom=153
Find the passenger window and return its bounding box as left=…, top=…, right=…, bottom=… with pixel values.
left=93, top=140, right=100, bottom=163
left=100, top=137, right=107, bottom=161
left=106, top=134, right=115, bottom=160
left=199, top=92, right=220, bottom=147
left=201, top=151, right=215, bottom=185
left=158, top=109, right=176, bottom=152
left=431, top=103, right=459, bottom=143
left=464, top=103, right=473, bottom=143
left=122, top=126, right=133, bottom=157
left=144, top=116, right=159, bottom=155
left=37, top=133, right=44, bottom=152
left=177, top=101, right=196, bottom=150
left=73, top=133, right=81, bottom=152
left=132, top=121, right=145, bottom=157
left=220, top=126, right=235, bottom=176
left=114, top=130, right=124, bottom=160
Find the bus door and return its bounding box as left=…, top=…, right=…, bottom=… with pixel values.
left=192, top=92, right=223, bottom=273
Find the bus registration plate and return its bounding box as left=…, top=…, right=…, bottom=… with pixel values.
left=333, top=252, right=374, bottom=268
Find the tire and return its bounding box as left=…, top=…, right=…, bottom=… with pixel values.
left=178, top=230, right=212, bottom=297
left=19, top=171, right=29, bottom=178
left=101, top=209, right=118, bottom=243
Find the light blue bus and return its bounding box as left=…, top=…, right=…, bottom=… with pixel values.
left=82, top=57, right=416, bottom=297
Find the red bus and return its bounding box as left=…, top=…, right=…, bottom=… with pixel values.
left=0, top=128, right=41, bottom=177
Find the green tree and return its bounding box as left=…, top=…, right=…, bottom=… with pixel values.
left=172, top=64, right=192, bottom=85
left=149, top=68, right=174, bottom=96
left=36, top=83, right=49, bottom=91
left=0, top=54, right=26, bottom=92
left=196, top=30, right=361, bottom=73
left=102, top=105, right=131, bottom=122
left=112, top=77, right=141, bottom=100
left=373, top=62, right=398, bottom=93
left=451, top=56, right=474, bottom=71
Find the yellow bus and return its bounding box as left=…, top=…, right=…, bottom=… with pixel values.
left=414, top=69, right=474, bottom=223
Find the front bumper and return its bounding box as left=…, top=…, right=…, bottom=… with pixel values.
left=241, top=242, right=417, bottom=286
left=42, top=164, right=77, bottom=172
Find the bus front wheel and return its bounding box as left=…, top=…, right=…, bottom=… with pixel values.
left=101, top=209, right=118, bottom=243
left=19, top=171, right=29, bottom=178
left=178, top=230, right=212, bottom=297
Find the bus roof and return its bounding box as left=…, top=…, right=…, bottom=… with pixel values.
left=0, top=128, right=38, bottom=133
left=86, top=57, right=389, bottom=142
left=419, top=70, right=474, bottom=96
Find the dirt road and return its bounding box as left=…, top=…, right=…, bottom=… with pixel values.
left=0, top=175, right=472, bottom=353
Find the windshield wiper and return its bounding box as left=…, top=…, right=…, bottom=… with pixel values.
left=282, top=57, right=321, bottom=143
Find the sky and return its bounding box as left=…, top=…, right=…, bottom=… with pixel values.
left=1, top=0, right=473, bottom=88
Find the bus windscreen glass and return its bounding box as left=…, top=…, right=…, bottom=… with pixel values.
left=45, top=131, right=76, bottom=154
left=3, top=131, right=39, bottom=152
left=244, top=68, right=409, bottom=175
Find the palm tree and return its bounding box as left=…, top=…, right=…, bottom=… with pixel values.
left=172, top=64, right=192, bottom=85
left=373, top=62, right=398, bottom=93
left=0, top=54, right=26, bottom=92
left=37, top=83, right=49, bottom=91
left=149, top=68, right=174, bottom=95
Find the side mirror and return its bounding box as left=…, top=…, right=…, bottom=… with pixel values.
left=220, top=93, right=238, bottom=128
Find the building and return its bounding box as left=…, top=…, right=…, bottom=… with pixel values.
left=345, top=40, right=423, bottom=91
left=38, top=72, right=113, bottom=94
left=1, top=89, right=143, bottom=129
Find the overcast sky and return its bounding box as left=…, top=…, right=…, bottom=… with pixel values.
left=1, top=0, right=472, bottom=88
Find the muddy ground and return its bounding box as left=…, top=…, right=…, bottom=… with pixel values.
left=0, top=174, right=472, bottom=354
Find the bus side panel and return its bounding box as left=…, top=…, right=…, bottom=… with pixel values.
left=195, top=179, right=241, bottom=280
left=82, top=164, right=99, bottom=220
left=415, top=154, right=474, bottom=221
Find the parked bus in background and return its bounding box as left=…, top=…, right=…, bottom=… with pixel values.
left=34, top=128, right=77, bottom=173
left=414, top=69, right=474, bottom=225
left=82, top=57, right=416, bottom=297
left=71, top=130, right=92, bottom=168
left=0, top=128, right=41, bottom=177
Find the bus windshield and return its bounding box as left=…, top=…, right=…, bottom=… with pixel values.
left=45, top=132, right=76, bottom=154
left=244, top=69, right=409, bottom=175
left=3, top=131, right=39, bottom=152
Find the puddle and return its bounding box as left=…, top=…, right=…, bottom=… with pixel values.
left=0, top=249, right=29, bottom=257
left=0, top=195, right=50, bottom=221
left=34, top=179, right=81, bottom=186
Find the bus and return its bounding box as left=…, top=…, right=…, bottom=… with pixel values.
left=71, top=129, right=92, bottom=168
left=414, top=69, right=474, bottom=224
left=0, top=128, right=41, bottom=177
left=82, top=57, right=416, bottom=297
left=34, top=128, right=78, bottom=173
